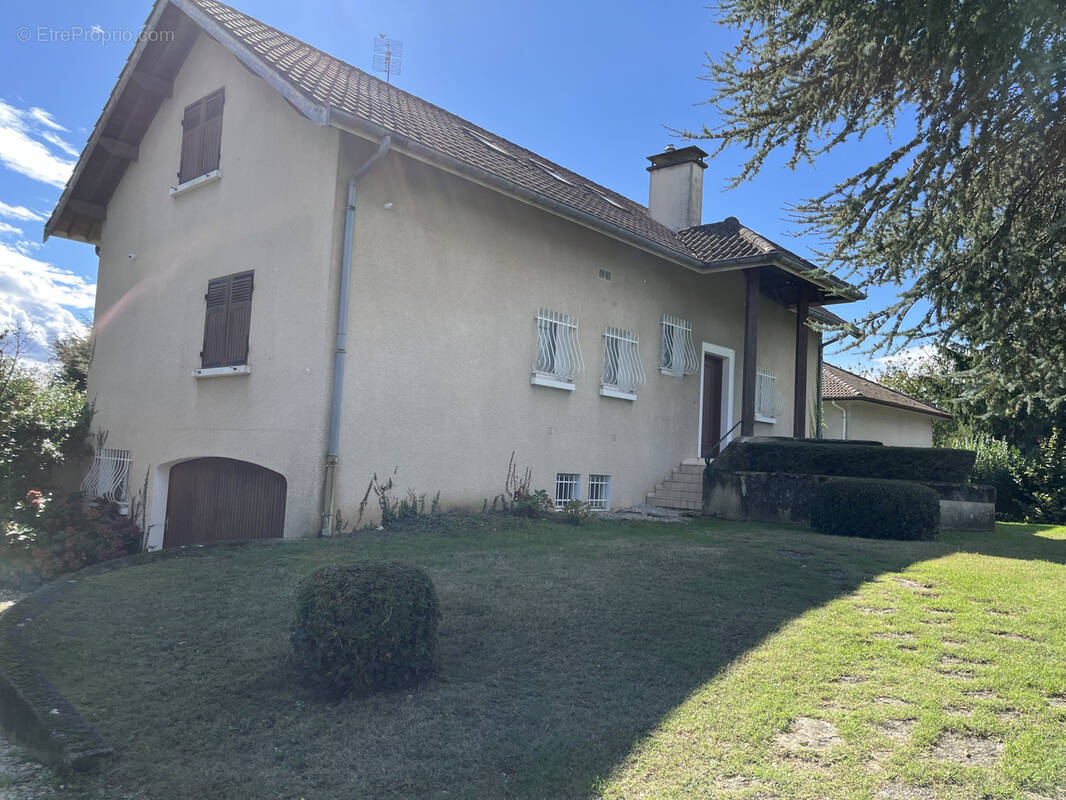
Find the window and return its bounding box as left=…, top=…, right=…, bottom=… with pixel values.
left=587, top=475, right=611, bottom=510
left=555, top=473, right=581, bottom=507
left=659, top=313, right=698, bottom=376
left=201, top=271, right=254, bottom=369
left=755, top=368, right=781, bottom=421
left=532, top=308, right=584, bottom=389
left=81, top=448, right=132, bottom=510
left=462, top=127, right=513, bottom=158
left=601, top=326, right=646, bottom=400
left=178, top=88, right=224, bottom=184
left=529, top=160, right=574, bottom=186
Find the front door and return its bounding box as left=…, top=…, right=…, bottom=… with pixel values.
left=701, top=354, right=724, bottom=458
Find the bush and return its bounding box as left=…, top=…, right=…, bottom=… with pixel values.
left=3, top=492, right=141, bottom=578
left=941, top=427, right=1028, bottom=520
left=291, top=562, right=440, bottom=697
left=713, top=438, right=975, bottom=482
left=811, top=478, right=940, bottom=540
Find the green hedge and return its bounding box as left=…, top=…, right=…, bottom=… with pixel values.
left=713, top=438, right=975, bottom=482
left=291, top=562, right=440, bottom=697
left=811, top=478, right=940, bottom=540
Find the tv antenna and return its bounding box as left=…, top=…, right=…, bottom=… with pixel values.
left=372, top=35, right=402, bottom=84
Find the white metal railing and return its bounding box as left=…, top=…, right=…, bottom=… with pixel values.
left=534, top=309, right=584, bottom=381
left=554, top=473, right=581, bottom=507
left=587, top=474, right=611, bottom=510
left=81, top=448, right=133, bottom=505
left=602, top=326, right=646, bottom=394
left=756, top=369, right=782, bottom=419
left=659, top=313, right=698, bottom=375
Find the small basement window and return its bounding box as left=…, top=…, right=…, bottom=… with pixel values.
left=554, top=473, right=581, bottom=508
left=587, top=475, right=611, bottom=510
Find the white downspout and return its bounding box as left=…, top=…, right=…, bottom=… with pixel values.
left=321, top=135, right=392, bottom=535
left=830, top=400, right=848, bottom=440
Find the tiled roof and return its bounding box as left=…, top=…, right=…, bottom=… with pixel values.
left=47, top=0, right=860, bottom=302
left=187, top=0, right=688, bottom=257
left=822, top=363, right=952, bottom=419
left=678, top=216, right=808, bottom=266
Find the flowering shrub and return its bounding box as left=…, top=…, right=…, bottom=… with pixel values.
left=3, top=491, right=141, bottom=578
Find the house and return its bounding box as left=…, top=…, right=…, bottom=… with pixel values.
left=48, top=0, right=863, bottom=548
left=821, top=363, right=951, bottom=447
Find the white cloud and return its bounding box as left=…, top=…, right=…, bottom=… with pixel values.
left=27, top=107, right=67, bottom=132
left=0, top=99, right=76, bottom=187
left=874, top=344, right=940, bottom=372
left=0, top=239, right=94, bottom=352
left=0, top=221, right=23, bottom=237
left=0, top=201, right=45, bottom=222
left=41, top=131, right=80, bottom=158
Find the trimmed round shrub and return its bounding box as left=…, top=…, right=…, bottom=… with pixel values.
left=811, top=478, right=940, bottom=540
left=291, top=562, right=440, bottom=696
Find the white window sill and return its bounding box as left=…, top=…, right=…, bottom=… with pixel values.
left=755, top=415, right=776, bottom=424
left=194, top=365, right=250, bottom=379
left=600, top=386, right=637, bottom=401
left=659, top=368, right=684, bottom=378
left=170, top=169, right=222, bottom=197
left=531, top=373, right=575, bottom=391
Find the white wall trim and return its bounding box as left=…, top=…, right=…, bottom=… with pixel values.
left=169, top=168, right=222, bottom=197
left=193, top=364, right=250, bottom=378
left=696, top=341, right=736, bottom=458
left=599, top=386, right=637, bottom=401
left=531, top=373, right=575, bottom=391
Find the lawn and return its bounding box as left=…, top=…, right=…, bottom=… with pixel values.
left=17, top=515, right=1066, bottom=799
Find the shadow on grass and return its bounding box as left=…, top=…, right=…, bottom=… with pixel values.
left=18, top=516, right=1064, bottom=799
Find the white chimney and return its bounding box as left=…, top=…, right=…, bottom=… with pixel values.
left=646, top=144, right=708, bottom=232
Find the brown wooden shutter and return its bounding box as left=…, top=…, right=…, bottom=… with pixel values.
left=201, top=277, right=230, bottom=368
left=179, top=100, right=203, bottom=183
left=223, top=271, right=253, bottom=366
left=178, top=88, right=224, bottom=183
left=199, top=89, right=225, bottom=176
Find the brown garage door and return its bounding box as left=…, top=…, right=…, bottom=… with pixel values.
left=164, top=457, right=286, bottom=548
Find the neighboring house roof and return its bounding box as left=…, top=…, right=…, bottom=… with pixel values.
left=45, top=0, right=862, bottom=304
left=822, top=363, right=952, bottom=419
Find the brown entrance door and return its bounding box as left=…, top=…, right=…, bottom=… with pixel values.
left=701, top=354, right=724, bottom=458
left=164, top=457, right=286, bottom=548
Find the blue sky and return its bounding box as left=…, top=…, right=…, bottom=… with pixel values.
left=0, top=0, right=914, bottom=368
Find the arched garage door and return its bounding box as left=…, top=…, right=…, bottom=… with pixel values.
left=164, top=458, right=286, bottom=548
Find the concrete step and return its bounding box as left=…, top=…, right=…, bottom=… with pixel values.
left=659, top=479, right=702, bottom=496
left=674, top=463, right=705, bottom=475
left=645, top=492, right=701, bottom=511
left=668, top=470, right=703, bottom=485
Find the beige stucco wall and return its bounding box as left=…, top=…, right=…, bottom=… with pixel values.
left=821, top=400, right=936, bottom=447
left=330, top=134, right=824, bottom=522
left=87, top=32, right=341, bottom=546
left=87, top=33, right=832, bottom=542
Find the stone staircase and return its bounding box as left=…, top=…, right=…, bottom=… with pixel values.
left=645, top=460, right=706, bottom=511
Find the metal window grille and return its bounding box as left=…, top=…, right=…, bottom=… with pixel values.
left=81, top=448, right=133, bottom=504
left=554, top=473, right=581, bottom=508
left=587, top=475, right=611, bottom=510
left=659, top=314, right=698, bottom=376
left=602, top=326, right=646, bottom=394
left=534, top=309, right=584, bottom=381
left=756, top=369, right=782, bottom=419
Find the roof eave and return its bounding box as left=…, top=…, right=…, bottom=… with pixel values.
left=326, top=106, right=711, bottom=274
left=829, top=396, right=953, bottom=420
left=45, top=0, right=173, bottom=242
